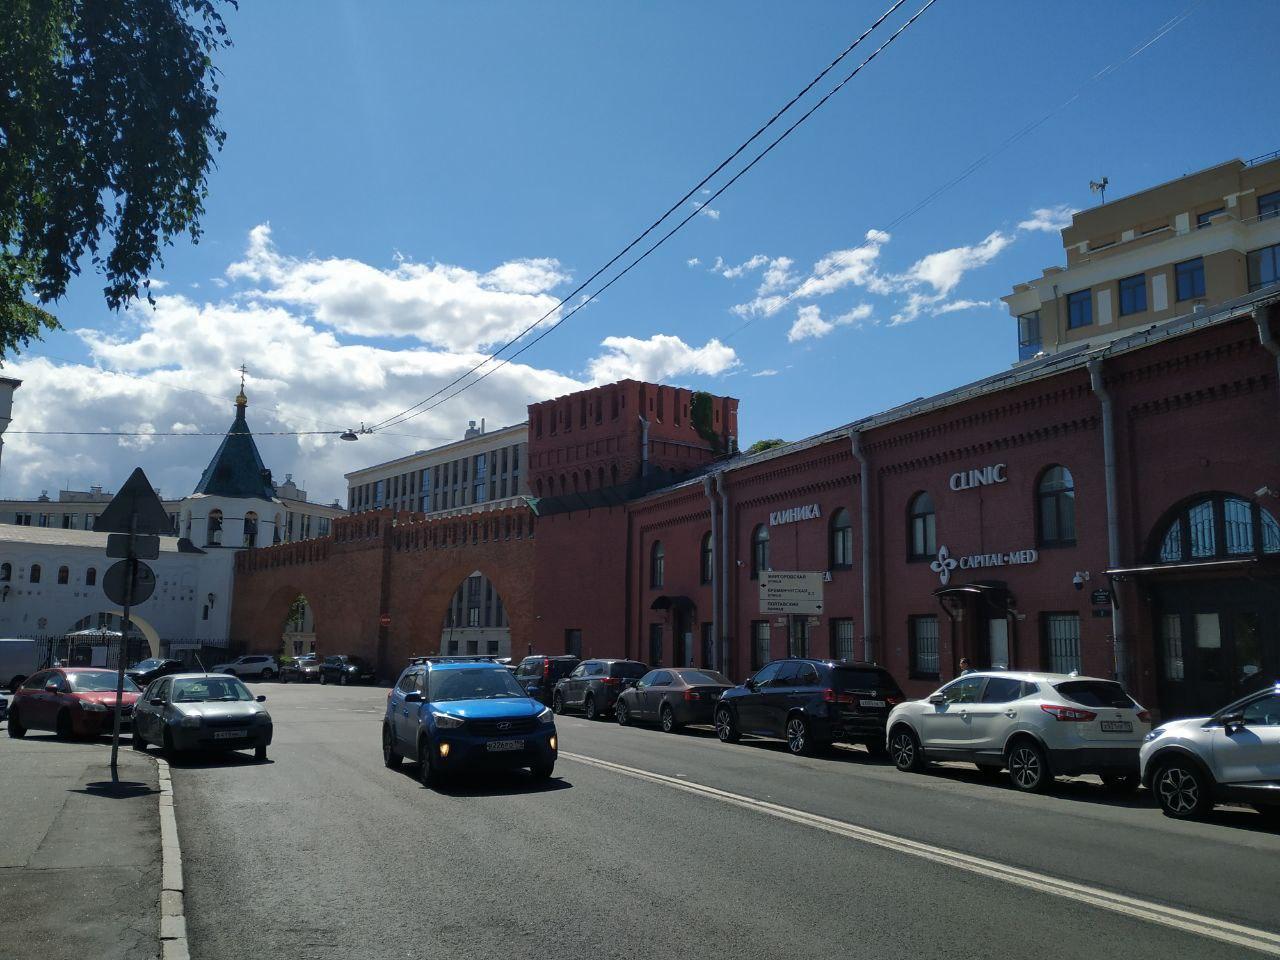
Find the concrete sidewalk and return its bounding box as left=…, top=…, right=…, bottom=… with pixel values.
left=0, top=728, right=160, bottom=960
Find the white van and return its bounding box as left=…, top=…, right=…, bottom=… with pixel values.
left=0, top=639, right=44, bottom=692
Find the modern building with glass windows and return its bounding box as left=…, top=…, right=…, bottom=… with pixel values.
left=1004, top=151, right=1280, bottom=362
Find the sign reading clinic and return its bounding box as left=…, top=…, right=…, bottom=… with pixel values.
left=930, top=544, right=1038, bottom=585
left=950, top=463, right=1008, bottom=491
left=769, top=503, right=821, bottom=526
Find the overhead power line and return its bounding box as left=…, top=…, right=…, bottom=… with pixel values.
left=367, top=0, right=918, bottom=433
left=374, top=0, right=941, bottom=431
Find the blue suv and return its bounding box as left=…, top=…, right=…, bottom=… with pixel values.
left=383, top=656, right=557, bottom=786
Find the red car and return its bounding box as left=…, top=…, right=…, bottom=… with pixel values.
left=6, top=667, right=141, bottom=739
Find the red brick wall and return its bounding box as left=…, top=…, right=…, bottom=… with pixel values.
left=531, top=506, right=629, bottom=659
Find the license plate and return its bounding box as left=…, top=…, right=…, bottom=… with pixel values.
left=486, top=739, right=524, bottom=752
left=212, top=729, right=247, bottom=740
left=1100, top=720, right=1132, bottom=733
left=859, top=699, right=886, bottom=709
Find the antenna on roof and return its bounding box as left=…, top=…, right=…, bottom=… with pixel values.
left=1089, top=176, right=1109, bottom=205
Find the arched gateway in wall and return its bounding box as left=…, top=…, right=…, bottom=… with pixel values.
left=231, top=506, right=537, bottom=679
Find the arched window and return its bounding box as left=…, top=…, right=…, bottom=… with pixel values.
left=830, top=508, right=853, bottom=569
left=535, top=478, right=544, bottom=496
left=1155, top=494, right=1280, bottom=563
left=243, top=511, right=259, bottom=548
left=29, top=563, right=41, bottom=584
left=597, top=467, right=605, bottom=489
left=610, top=463, right=619, bottom=486
left=0, top=563, right=10, bottom=582
left=207, top=509, right=223, bottom=546
left=650, top=540, right=665, bottom=588
left=751, top=524, right=770, bottom=580
left=700, top=531, right=714, bottom=584
left=1037, top=465, right=1076, bottom=546
left=85, top=567, right=97, bottom=587
left=57, top=565, right=69, bottom=585
left=572, top=472, right=579, bottom=492
left=908, top=492, right=936, bottom=560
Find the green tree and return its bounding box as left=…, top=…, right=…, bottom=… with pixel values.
left=0, top=0, right=235, bottom=357
left=745, top=438, right=787, bottom=455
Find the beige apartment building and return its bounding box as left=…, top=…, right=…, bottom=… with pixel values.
left=1004, top=151, right=1280, bottom=360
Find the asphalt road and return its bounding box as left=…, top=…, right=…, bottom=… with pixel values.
left=168, top=682, right=1280, bottom=960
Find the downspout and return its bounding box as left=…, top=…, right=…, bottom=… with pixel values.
left=1255, top=305, right=1280, bottom=387
left=1087, top=357, right=1126, bottom=686
left=639, top=416, right=651, bottom=480
left=703, top=474, right=718, bottom=671
left=716, top=471, right=732, bottom=676
left=850, top=429, right=874, bottom=663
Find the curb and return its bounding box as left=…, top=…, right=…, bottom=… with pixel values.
left=154, top=756, right=190, bottom=960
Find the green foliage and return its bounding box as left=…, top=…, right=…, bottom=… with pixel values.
left=745, top=438, right=787, bottom=455
left=287, top=595, right=308, bottom=628
left=689, top=391, right=721, bottom=452
left=0, top=0, right=235, bottom=358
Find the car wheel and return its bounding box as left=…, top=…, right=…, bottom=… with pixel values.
left=616, top=701, right=631, bottom=726
left=418, top=737, right=438, bottom=788
left=7, top=708, right=26, bottom=738
left=584, top=694, right=598, bottom=721
left=1152, top=759, right=1211, bottom=819
left=339, top=673, right=348, bottom=686
left=319, top=673, right=327, bottom=685
left=254, top=743, right=268, bottom=762
left=531, top=759, right=555, bottom=781
left=1101, top=773, right=1140, bottom=795
left=162, top=727, right=178, bottom=759
left=1007, top=740, right=1051, bottom=793
left=889, top=726, right=925, bottom=773
left=382, top=725, right=402, bottom=769
left=131, top=730, right=147, bottom=751
left=55, top=710, right=73, bottom=740
left=785, top=715, right=813, bottom=755
left=660, top=704, right=679, bottom=734
left=714, top=706, right=740, bottom=743
left=551, top=692, right=564, bottom=715
left=280, top=673, right=289, bottom=684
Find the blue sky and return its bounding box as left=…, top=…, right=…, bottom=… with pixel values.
left=6, top=0, right=1278, bottom=503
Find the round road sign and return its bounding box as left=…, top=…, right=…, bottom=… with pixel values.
left=103, top=559, right=157, bottom=606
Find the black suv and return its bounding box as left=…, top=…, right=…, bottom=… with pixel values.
left=319, top=655, right=377, bottom=685
left=552, top=659, right=648, bottom=720
left=514, top=655, right=580, bottom=706
left=714, top=659, right=904, bottom=756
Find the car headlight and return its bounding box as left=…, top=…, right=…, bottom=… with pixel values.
left=1143, top=727, right=1166, bottom=743
left=537, top=707, right=554, bottom=725
left=252, top=712, right=272, bottom=724
left=432, top=712, right=465, bottom=729
left=79, top=700, right=108, bottom=713
left=178, top=715, right=203, bottom=728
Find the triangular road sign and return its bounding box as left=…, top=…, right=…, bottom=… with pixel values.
left=93, top=468, right=171, bottom=536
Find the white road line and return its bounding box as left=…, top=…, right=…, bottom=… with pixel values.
left=561, top=751, right=1280, bottom=957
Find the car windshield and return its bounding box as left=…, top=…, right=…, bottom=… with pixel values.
left=1054, top=680, right=1135, bottom=709
left=431, top=668, right=527, bottom=702
left=832, top=667, right=900, bottom=694
left=172, top=677, right=253, bottom=702
left=678, top=669, right=731, bottom=685
left=131, top=659, right=161, bottom=671
left=67, top=672, right=140, bottom=693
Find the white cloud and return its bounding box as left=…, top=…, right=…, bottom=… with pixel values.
left=1018, top=204, right=1076, bottom=233
left=786, top=303, right=873, bottom=342
left=932, top=298, right=993, bottom=315
left=752, top=369, right=779, bottom=377
left=692, top=201, right=720, bottom=220
left=719, top=254, right=770, bottom=279
left=759, top=256, right=796, bottom=294
left=902, top=231, right=1013, bottom=296
left=225, top=224, right=571, bottom=352
left=686, top=257, right=701, bottom=267
left=586, top=334, right=739, bottom=384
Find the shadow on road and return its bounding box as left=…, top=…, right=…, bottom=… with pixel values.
left=160, top=750, right=273, bottom=770
left=390, top=763, right=573, bottom=796
left=74, top=779, right=159, bottom=799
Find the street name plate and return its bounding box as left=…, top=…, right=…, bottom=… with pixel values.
left=759, top=571, right=824, bottom=615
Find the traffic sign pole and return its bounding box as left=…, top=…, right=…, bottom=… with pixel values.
left=109, top=512, right=137, bottom=784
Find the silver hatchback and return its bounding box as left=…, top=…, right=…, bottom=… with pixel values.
left=132, top=673, right=273, bottom=761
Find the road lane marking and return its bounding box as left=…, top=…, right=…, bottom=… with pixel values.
left=561, top=751, right=1280, bottom=957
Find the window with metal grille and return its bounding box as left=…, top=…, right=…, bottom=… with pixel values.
left=830, top=618, right=855, bottom=661
left=1043, top=613, right=1081, bottom=674
left=751, top=620, right=771, bottom=670
left=909, top=615, right=939, bottom=679
left=1161, top=614, right=1184, bottom=681
left=650, top=541, right=665, bottom=588
left=750, top=525, right=769, bottom=579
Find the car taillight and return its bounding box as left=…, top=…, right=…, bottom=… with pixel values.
left=886, top=694, right=902, bottom=707
left=1137, top=709, right=1151, bottom=723
left=543, top=660, right=550, bottom=678
left=1040, top=704, right=1098, bottom=722
left=823, top=688, right=855, bottom=704
left=599, top=677, right=620, bottom=685
left=684, top=690, right=696, bottom=701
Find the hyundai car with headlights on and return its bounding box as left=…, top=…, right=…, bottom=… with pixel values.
left=383, top=656, right=557, bottom=787
left=132, top=673, right=272, bottom=761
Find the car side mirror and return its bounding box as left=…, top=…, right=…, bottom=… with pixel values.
left=1222, top=711, right=1245, bottom=733
left=404, top=691, right=423, bottom=703
left=149, top=697, right=164, bottom=707
left=744, top=679, right=757, bottom=691
left=256, top=695, right=267, bottom=703
left=928, top=693, right=946, bottom=705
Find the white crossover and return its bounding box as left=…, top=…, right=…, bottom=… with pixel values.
left=886, top=671, right=1151, bottom=793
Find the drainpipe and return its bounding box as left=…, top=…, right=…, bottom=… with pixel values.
left=1087, top=357, right=1126, bottom=686
left=639, top=416, right=651, bottom=480
left=702, top=475, right=718, bottom=670
left=1255, top=305, right=1280, bottom=388
left=850, top=429, right=874, bottom=663
left=715, top=471, right=732, bottom=676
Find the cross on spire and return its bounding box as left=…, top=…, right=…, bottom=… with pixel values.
left=235, top=363, right=248, bottom=409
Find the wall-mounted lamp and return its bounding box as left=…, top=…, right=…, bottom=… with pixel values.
left=1255, top=485, right=1278, bottom=499
left=1072, top=571, right=1091, bottom=591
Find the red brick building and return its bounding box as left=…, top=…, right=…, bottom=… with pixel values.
left=230, top=292, right=1280, bottom=719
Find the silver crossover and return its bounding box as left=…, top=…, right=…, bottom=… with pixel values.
left=132, top=673, right=273, bottom=761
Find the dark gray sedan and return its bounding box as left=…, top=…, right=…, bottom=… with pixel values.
left=132, top=673, right=273, bottom=761
left=615, top=668, right=734, bottom=732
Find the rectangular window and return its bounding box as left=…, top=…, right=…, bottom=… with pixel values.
left=1066, top=290, right=1092, bottom=329
left=1196, top=207, right=1224, bottom=229
left=1118, top=274, right=1147, bottom=316
left=1043, top=613, right=1082, bottom=674
left=486, top=640, right=499, bottom=655
left=1161, top=614, right=1184, bottom=681
left=1175, top=257, right=1205, bottom=301
left=751, top=621, right=771, bottom=671
left=1017, top=310, right=1041, bottom=361
left=830, top=618, right=855, bottom=661
left=1259, top=190, right=1280, bottom=221
left=909, top=615, right=940, bottom=679
left=1248, top=243, right=1280, bottom=292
